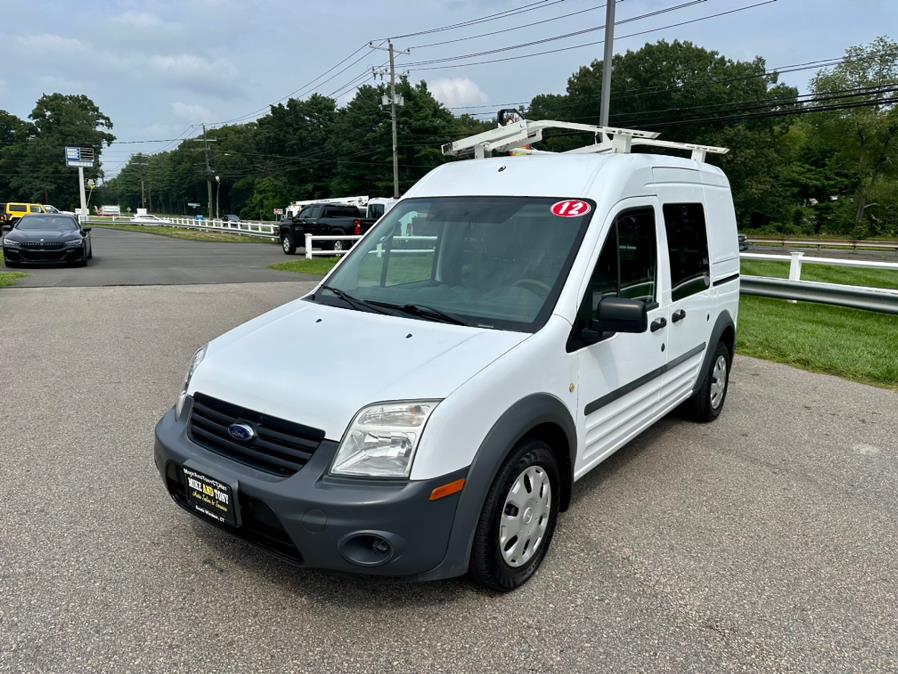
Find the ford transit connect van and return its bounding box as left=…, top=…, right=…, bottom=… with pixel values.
left=154, top=122, right=740, bottom=591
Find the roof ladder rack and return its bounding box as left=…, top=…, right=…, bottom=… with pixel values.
left=441, top=119, right=728, bottom=162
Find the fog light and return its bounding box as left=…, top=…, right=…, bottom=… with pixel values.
left=339, top=532, right=398, bottom=567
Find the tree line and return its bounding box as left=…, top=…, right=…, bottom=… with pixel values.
left=2, top=36, right=896, bottom=237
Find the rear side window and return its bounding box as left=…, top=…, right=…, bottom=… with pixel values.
left=325, top=206, right=360, bottom=217
left=10, top=203, right=27, bottom=213
left=663, top=203, right=710, bottom=301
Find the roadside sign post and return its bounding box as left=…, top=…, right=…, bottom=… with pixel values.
left=65, top=147, right=95, bottom=222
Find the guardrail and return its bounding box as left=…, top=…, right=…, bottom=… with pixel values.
left=740, top=252, right=898, bottom=314
left=748, top=237, right=898, bottom=253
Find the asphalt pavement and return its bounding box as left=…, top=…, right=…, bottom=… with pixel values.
left=4, top=226, right=313, bottom=287
left=1, top=282, right=897, bottom=673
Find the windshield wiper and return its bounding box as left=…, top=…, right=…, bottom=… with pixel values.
left=371, top=302, right=472, bottom=327
left=317, top=284, right=389, bottom=314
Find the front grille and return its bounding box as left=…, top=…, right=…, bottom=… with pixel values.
left=21, top=240, right=66, bottom=249
left=188, top=392, right=325, bottom=476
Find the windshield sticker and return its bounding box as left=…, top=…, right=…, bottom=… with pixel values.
left=550, top=200, right=591, bottom=218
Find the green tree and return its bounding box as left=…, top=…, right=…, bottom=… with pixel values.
left=11, top=94, right=114, bottom=208
left=807, top=36, right=898, bottom=236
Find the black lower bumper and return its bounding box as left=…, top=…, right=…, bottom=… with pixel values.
left=4, top=247, right=83, bottom=264
left=154, top=404, right=469, bottom=578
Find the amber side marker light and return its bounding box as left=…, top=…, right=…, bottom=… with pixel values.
left=429, top=478, right=465, bottom=501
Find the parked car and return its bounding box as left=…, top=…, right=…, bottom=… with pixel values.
left=154, top=122, right=739, bottom=591
left=278, top=203, right=374, bottom=254
left=738, top=233, right=748, bottom=251
left=2, top=213, right=92, bottom=267
left=1, top=202, right=44, bottom=229
left=131, top=214, right=171, bottom=226
left=224, top=214, right=241, bottom=224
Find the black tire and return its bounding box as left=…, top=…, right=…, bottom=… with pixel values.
left=281, top=233, right=296, bottom=255
left=686, top=341, right=731, bottom=422
left=469, top=438, right=560, bottom=592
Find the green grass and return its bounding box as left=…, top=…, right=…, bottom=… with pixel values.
left=270, top=257, right=341, bottom=276
left=741, top=259, right=898, bottom=291
left=0, top=250, right=27, bottom=287
left=92, top=223, right=276, bottom=244
left=738, top=296, right=898, bottom=389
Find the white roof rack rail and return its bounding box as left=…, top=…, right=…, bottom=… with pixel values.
left=441, top=119, right=728, bottom=163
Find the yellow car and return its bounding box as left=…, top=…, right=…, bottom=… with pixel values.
left=1, top=202, right=45, bottom=228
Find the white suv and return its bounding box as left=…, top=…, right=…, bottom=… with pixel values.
left=154, top=123, right=740, bottom=591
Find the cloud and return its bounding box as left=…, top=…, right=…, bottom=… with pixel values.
left=15, top=33, right=86, bottom=55
left=38, top=75, right=85, bottom=92
left=171, top=101, right=213, bottom=124
left=428, top=77, right=489, bottom=109
left=111, top=11, right=166, bottom=30
left=147, top=53, right=240, bottom=98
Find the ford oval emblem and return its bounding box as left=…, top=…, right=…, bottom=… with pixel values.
left=227, top=422, right=256, bottom=442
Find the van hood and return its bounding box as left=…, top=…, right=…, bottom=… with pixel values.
left=188, top=298, right=529, bottom=440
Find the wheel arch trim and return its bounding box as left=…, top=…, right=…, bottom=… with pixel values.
left=413, top=393, right=576, bottom=581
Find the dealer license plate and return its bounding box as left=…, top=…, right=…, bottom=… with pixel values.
left=182, top=466, right=237, bottom=527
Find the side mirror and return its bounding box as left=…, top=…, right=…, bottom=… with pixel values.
left=1, top=224, right=10, bottom=232
left=82, top=226, right=92, bottom=232
left=593, top=296, right=648, bottom=334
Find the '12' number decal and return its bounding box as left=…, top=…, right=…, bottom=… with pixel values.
left=550, top=200, right=591, bottom=218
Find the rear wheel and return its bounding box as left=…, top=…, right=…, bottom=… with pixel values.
left=469, top=438, right=560, bottom=592
left=281, top=233, right=296, bottom=255
left=687, top=341, right=731, bottom=422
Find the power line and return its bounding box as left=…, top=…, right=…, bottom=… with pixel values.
left=409, top=2, right=610, bottom=49
left=378, top=0, right=570, bottom=41
left=404, top=0, right=778, bottom=73
left=401, top=0, right=709, bottom=68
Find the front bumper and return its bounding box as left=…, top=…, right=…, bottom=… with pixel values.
left=3, top=245, right=84, bottom=264
left=154, top=403, right=468, bottom=578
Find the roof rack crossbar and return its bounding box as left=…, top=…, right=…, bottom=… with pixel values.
left=441, top=119, right=728, bottom=163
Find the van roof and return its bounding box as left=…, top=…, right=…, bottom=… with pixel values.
left=405, top=152, right=727, bottom=201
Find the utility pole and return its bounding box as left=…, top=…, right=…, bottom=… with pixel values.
left=599, top=0, right=616, bottom=127
left=202, top=124, right=213, bottom=218
left=370, top=40, right=410, bottom=199
left=140, top=174, right=146, bottom=209
left=388, top=41, right=400, bottom=199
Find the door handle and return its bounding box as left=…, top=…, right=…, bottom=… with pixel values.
left=672, top=309, right=686, bottom=323
left=650, top=317, right=667, bottom=332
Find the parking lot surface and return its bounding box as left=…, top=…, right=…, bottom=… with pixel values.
left=5, top=227, right=310, bottom=287
left=2, top=282, right=897, bottom=673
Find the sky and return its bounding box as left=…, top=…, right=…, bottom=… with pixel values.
left=2, top=0, right=896, bottom=178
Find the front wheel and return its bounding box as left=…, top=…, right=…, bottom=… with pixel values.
left=686, top=341, right=731, bottom=422
left=281, top=233, right=296, bottom=255
left=469, top=438, right=560, bottom=592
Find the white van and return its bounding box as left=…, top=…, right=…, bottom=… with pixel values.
left=154, top=122, right=740, bottom=591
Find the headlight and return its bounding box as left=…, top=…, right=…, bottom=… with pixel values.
left=64, top=238, right=84, bottom=248
left=330, top=401, right=439, bottom=478
left=2, top=238, right=20, bottom=248
left=175, top=344, right=207, bottom=418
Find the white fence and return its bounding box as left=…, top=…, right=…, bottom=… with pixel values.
left=87, top=215, right=278, bottom=239
left=303, top=233, right=438, bottom=259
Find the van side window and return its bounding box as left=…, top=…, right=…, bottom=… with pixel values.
left=569, top=207, right=656, bottom=350
left=589, top=207, right=656, bottom=305
left=663, top=203, right=710, bottom=301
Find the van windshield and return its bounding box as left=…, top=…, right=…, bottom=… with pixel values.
left=312, top=196, right=593, bottom=332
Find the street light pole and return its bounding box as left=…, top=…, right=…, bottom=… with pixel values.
left=215, top=175, right=221, bottom=220
left=599, top=0, right=616, bottom=127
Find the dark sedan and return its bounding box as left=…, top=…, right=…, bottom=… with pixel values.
left=2, top=213, right=93, bottom=267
